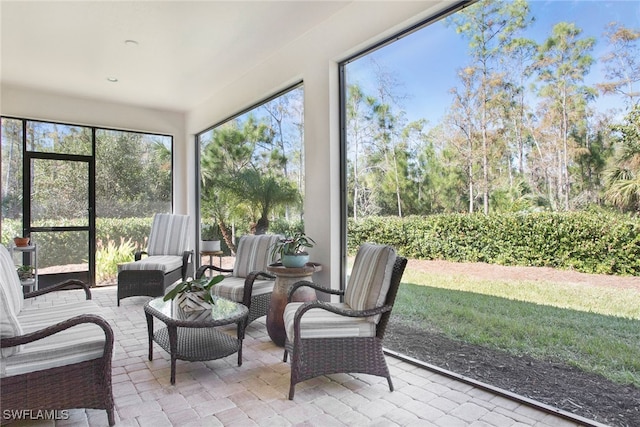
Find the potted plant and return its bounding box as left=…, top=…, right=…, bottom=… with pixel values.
left=13, top=236, right=30, bottom=247
left=163, top=274, right=225, bottom=312
left=200, top=223, right=222, bottom=252
left=16, top=264, right=34, bottom=281
left=270, top=232, right=316, bottom=268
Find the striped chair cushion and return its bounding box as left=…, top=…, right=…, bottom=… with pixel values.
left=284, top=302, right=377, bottom=341
left=118, top=255, right=183, bottom=273
left=0, top=244, right=24, bottom=313
left=0, top=283, right=23, bottom=357
left=344, top=243, right=397, bottom=323
left=2, top=301, right=106, bottom=377
left=147, top=213, right=190, bottom=257
left=233, top=234, right=281, bottom=278
left=1, top=245, right=26, bottom=357
left=211, top=277, right=274, bottom=302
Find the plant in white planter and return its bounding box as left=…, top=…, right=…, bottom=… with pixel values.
left=200, top=223, right=222, bottom=252
left=270, top=232, right=316, bottom=268
left=16, top=264, right=34, bottom=281
left=163, top=274, right=224, bottom=312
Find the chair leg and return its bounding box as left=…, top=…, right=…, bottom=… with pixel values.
left=288, top=383, right=296, bottom=400
left=387, top=376, right=394, bottom=392
left=283, top=349, right=288, bottom=362
left=107, top=408, right=115, bottom=426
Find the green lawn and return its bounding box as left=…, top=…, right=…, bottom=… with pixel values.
left=392, top=269, right=640, bottom=387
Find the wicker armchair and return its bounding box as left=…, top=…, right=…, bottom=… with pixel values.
left=282, top=244, right=407, bottom=400
left=118, top=213, right=193, bottom=305
left=196, top=234, right=281, bottom=326
left=0, top=245, right=115, bottom=426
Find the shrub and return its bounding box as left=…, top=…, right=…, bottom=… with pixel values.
left=348, top=212, right=640, bottom=276
left=1, top=217, right=152, bottom=269
left=95, top=237, right=136, bottom=282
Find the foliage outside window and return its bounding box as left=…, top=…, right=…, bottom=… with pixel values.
left=198, top=85, right=304, bottom=252
left=344, top=0, right=639, bottom=218
left=1, top=117, right=172, bottom=278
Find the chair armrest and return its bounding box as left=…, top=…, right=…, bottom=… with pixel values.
left=195, top=265, right=234, bottom=278
left=134, top=250, right=148, bottom=261
left=241, top=270, right=276, bottom=307
left=0, top=314, right=114, bottom=356
left=294, top=300, right=392, bottom=322
left=181, top=250, right=193, bottom=280
left=24, top=279, right=92, bottom=300
left=287, top=280, right=344, bottom=302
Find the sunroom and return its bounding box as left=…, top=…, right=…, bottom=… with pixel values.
left=2, top=1, right=637, bottom=426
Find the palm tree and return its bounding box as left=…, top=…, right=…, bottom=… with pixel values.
left=228, top=169, right=300, bottom=235
left=604, top=104, right=640, bottom=212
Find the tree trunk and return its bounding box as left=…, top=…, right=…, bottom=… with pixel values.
left=254, top=216, right=269, bottom=235
left=217, top=219, right=236, bottom=254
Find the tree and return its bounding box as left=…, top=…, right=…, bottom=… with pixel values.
left=227, top=169, right=300, bottom=235
left=604, top=104, right=640, bottom=212
left=447, top=66, right=481, bottom=213
left=200, top=116, right=302, bottom=246
left=597, top=22, right=640, bottom=109
left=448, top=0, right=533, bottom=214
left=532, top=22, right=596, bottom=210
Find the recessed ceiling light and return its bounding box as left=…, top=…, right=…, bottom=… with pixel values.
left=107, top=77, right=118, bottom=83
left=124, top=39, right=139, bottom=46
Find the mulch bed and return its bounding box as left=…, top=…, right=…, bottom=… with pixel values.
left=385, top=319, right=640, bottom=427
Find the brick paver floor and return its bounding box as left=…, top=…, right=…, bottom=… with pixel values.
left=8, top=286, right=591, bottom=427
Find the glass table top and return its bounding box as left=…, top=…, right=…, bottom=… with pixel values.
left=146, top=295, right=248, bottom=325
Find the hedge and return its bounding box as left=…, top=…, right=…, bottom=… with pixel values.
left=2, top=217, right=152, bottom=268
left=4, top=212, right=639, bottom=276
left=348, top=212, right=640, bottom=276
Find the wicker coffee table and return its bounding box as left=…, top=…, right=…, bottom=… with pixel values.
left=144, top=296, right=249, bottom=384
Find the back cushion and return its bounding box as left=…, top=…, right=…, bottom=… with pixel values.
left=344, top=244, right=397, bottom=320
left=0, top=245, right=24, bottom=356
left=147, top=213, right=190, bottom=256
left=233, top=234, right=281, bottom=278
left=0, top=244, right=24, bottom=313
left=0, top=284, right=23, bottom=357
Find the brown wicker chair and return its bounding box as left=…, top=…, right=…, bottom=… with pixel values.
left=196, top=234, right=281, bottom=326
left=282, top=244, right=407, bottom=400
left=1, top=243, right=115, bottom=425
left=118, top=213, right=193, bottom=305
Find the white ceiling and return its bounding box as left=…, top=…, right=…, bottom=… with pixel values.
left=1, top=1, right=351, bottom=112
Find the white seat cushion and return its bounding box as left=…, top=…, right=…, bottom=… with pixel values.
left=118, top=255, right=183, bottom=273
left=211, top=276, right=274, bottom=302
left=284, top=302, right=377, bottom=342
left=1, top=301, right=106, bottom=378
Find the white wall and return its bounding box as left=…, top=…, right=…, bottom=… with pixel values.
left=187, top=1, right=449, bottom=287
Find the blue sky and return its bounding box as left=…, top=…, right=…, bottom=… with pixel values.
left=346, top=0, right=640, bottom=126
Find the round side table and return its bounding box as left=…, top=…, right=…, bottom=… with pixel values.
left=200, top=250, right=223, bottom=276
left=266, top=262, right=322, bottom=347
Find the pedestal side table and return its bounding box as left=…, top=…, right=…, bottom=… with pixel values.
left=266, top=262, right=322, bottom=346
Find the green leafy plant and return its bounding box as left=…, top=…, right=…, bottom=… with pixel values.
left=270, top=232, right=316, bottom=260
left=201, top=223, right=223, bottom=241
left=16, top=264, right=34, bottom=280
left=163, top=275, right=225, bottom=304
left=95, top=237, right=136, bottom=283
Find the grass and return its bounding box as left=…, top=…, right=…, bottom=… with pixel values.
left=393, top=269, right=640, bottom=387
